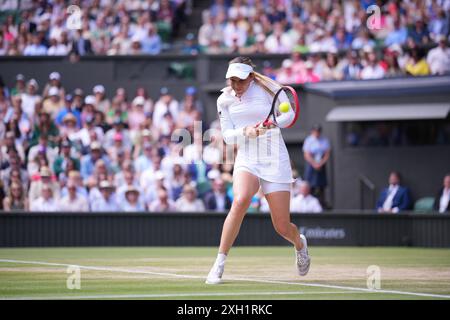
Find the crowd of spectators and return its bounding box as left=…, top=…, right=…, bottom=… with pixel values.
left=1, top=0, right=449, bottom=80
left=0, top=0, right=191, bottom=56
left=0, top=71, right=314, bottom=213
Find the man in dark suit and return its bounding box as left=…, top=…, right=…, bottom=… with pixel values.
left=376, top=171, right=412, bottom=213
left=203, top=178, right=232, bottom=212
left=434, top=174, right=450, bottom=213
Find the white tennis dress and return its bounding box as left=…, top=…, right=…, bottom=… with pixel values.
left=217, top=80, right=296, bottom=184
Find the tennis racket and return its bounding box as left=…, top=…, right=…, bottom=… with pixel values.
left=257, top=86, right=300, bottom=129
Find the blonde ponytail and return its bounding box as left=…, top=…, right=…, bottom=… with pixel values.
left=253, top=72, right=282, bottom=97
left=228, top=56, right=282, bottom=97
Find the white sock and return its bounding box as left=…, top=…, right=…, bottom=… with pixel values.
left=216, top=253, right=227, bottom=265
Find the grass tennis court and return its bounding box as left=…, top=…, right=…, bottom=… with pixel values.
left=1, top=247, right=450, bottom=300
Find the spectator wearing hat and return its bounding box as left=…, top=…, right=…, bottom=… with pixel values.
left=53, top=139, right=80, bottom=178
left=120, top=186, right=146, bottom=212
left=203, top=178, right=232, bottom=212
left=43, top=86, right=64, bottom=118
left=43, top=72, right=65, bottom=100
left=153, top=87, right=179, bottom=127
left=148, top=186, right=176, bottom=212
left=57, top=180, right=89, bottom=212
left=55, top=93, right=82, bottom=127
left=276, top=59, right=301, bottom=84
left=30, top=183, right=58, bottom=212
left=303, top=124, right=331, bottom=206
left=434, top=174, right=450, bottom=213
left=128, top=96, right=148, bottom=133
left=180, top=32, right=200, bottom=55
left=80, top=141, right=111, bottom=183
left=376, top=171, right=411, bottom=213
left=175, top=184, right=205, bottom=212
left=10, top=74, right=26, bottom=96
left=28, top=166, right=60, bottom=203
left=20, top=79, right=41, bottom=121
left=427, top=35, right=450, bottom=75
left=80, top=95, right=97, bottom=126
left=291, top=181, right=323, bottom=213
left=116, top=169, right=144, bottom=202
left=58, top=113, right=81, bottom=143
left=3, top=181, right=29, bottom=211
left=91, top=180, right=119, bottom=212
left=93, top=85, right=110, bottom=114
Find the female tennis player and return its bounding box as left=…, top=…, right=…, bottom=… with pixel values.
left=206, top=57, right=310, bottom=284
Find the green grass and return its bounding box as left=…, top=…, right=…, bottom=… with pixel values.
left=0, top=247, right=450, bottom=300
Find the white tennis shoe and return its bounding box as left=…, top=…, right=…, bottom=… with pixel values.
left=296, top=234, right=311, bottom=276
left=205, top=261, right=225, bottom=284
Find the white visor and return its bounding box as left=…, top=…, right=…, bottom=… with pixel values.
left=225, top=63, right=254, bottom=79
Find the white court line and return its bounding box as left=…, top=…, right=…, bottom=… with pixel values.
left=0, top=259, right=449, bottom=299
left=1, top=291, right=362, bottom=300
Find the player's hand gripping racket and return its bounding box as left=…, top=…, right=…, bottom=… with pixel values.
left=256, top=86, right=300, bottom=129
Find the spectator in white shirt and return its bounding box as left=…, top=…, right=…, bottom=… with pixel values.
left=361, top=50, right=386, bottom=80
left=175, top=184, right=205, bottom=212
left=91, top=180, right=119, bottom=212
left=152, top=87, right=180, bottom=126
left=264, top=22, right=292, bottom=54
left=58, top=181, right=89, bottom=212
left=291, top=181, right=323, bottom=213
left=434, top=174, right=450, bottom=213
left=427, top=35, right=450, bottom=75
left=30, top=184, right=58, bottom=212
left=20, top=79, right=41, bottom=121
left=120, top=186, right=146, bottom=212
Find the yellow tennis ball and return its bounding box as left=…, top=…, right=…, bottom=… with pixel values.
left=279, top=102, right=290, bottom=113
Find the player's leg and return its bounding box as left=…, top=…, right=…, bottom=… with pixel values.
left=219, top=170, right=260, bottom=254
left=264, top=190, right=302, bottom=249
left=264, top=185, right=311, bottom=276
left=206, top=170, right=260, bottom=284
